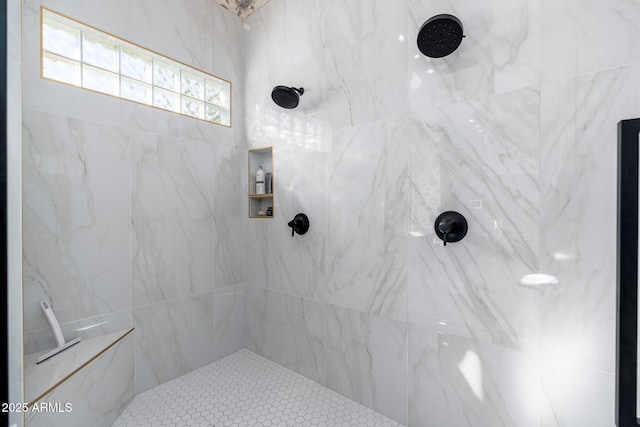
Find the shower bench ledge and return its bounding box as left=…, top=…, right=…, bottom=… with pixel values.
left=24, top=327, right=134, bottom=406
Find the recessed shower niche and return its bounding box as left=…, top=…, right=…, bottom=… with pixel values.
left=248, top=146, right=273, bottom=218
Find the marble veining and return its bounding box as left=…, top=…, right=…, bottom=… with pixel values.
left=539, top=63, right=640, bottom=378
left=408, top=0, right=540, bottom=109
left=133, top=293, right=215, bottom=394
left=541, top=0, right=640, bottom=81
left=25, top=357, right=95, bottom=427
left=408, top=86, right=541, bottom=353
left=324, top=119, right=408, bottom=321
left=266, top=291, right=325, bottom=384
left=326, top=304, right=408, bottom=424
left=408, top=321, right=538, bottom=427
left=268, top=143, right=327, bottom=301
left=22, top=110, right=131, bottom=332
left=94, top=333, right=135, bottom=427
left=214, top=286, right=245, bottom=359
left=24, top=329, right=133, bottom=405
left=244, top=285, right=269, bottom=356
left=213, top=147, right=245, bottom=289
left=131, top=131, right=214, bottom=307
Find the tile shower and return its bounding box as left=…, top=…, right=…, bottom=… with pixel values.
left=11, top=0, right=640, bottom=426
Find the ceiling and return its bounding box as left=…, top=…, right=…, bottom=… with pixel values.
left=212, top=0, right=272, bottom=18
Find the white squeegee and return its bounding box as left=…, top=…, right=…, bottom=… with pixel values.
left=36, top=301, right=81, bottom=364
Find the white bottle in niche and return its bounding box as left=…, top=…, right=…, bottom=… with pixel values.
left=255, top=165, right=266, bottom=194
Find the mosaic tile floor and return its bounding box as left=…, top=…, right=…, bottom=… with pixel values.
left=113, top=349, right=405, bottom=427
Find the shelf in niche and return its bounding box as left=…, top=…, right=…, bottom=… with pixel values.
left=24, top=328, right=134, bottom=406
left=248, top=146, right=273, bottom=218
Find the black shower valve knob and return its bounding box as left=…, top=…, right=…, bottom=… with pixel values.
left=288, top=213, right=310, bottom=237
left=434, top=211, right=468, bottom=246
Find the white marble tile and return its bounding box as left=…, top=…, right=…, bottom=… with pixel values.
left=214, top=287, right=245, bottom=360
left=408, top=87, right=540, bottom=353
left=124, top=0, right=217, bottom=72
left=24, top=329, right=132, bottom=404
left=268, top=143, right=327, bottom=301
left=133, top=293, right=215, bottom=393
left=541, top=0, right=640, bottom=81
left=209, top=3, right=249, bottom=82
left=24, top=309, right=131, bottom=355
left=244, top=285, right=269, bottom=356
left=408, top=321, right=538, bottom=427
left=538, top=359, right=615, bottom=427
left=408, top=0, right=540, bottom=111
left=317, top=0, right=409, bottom=128
left=325, top=304, right=408, bottom=425
left=324, top=119, right=408, bottom=321
left=131, top=131, right=214, bottom=306
left=25, top=361, right=94, bottom=427
left=213, top=147, right=245, bottom=289
left=129, top=102, right=239, bottom=149
left=94, top=333, right=135, bottom=427
left=22, top=110, right=131, bottom=332
left=245, top=104, right=332, bottom=155
left=539, top=63, right=640, bottom=374
left=245, top=217, right=270, bottom=288
left=267, top=290, right=326, bottom=384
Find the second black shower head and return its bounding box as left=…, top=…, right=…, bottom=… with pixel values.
left=417, top=14, right=465, bottom=58
left=272, top=86, right=304, bottom=109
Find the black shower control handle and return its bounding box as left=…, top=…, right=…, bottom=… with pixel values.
left=434, top=211, right=468, bottom=246
left=288, top=213, right=310, bottom=237
left=438, top=219, right=455, bottom=246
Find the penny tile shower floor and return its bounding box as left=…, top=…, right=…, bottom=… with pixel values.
left=113, top=349, right=405, bottom=427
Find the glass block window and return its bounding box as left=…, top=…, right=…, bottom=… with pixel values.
left=41, top=8, right=232, bottom=127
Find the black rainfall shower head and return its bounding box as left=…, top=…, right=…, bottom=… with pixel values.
left=271, top=86, right=304, bottom=109
left=417, top=14, right=464, bottom=58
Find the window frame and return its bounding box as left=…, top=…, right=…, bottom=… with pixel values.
left=40, top=7, right=232, bottom=128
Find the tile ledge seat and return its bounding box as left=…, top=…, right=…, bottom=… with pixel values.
left=24, top=328, right=134, bottom=406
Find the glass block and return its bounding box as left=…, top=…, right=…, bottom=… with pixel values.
left=42, top=16, right=81, bottom=60
left=82, top=64, right=119, bottom=96
left=205, top=79, right=231, bottom=109
left=153, top=87, right=180, bottom=112
left=82, top=32, right=118, bottom=72
left=205, top=104, right=230, bottom=126
left=121, top=47, right=152, bottom=83
left=121, top=77, right=152, bottom=104
left=153, top=60, right=180, bottom=92
left=181, top=71, right=204, bottom=100
left=182, top=97, right=205, bottom=119
left=42, top=52, right=81, bottom=86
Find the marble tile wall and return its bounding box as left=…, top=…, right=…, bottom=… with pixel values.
left=21, top=0, right=246, bottom=411
left=17, top=0, right=640, bottom=425
left=243, top=0, right=639, bottom=425
left=25, top=333, right=134, bottom=427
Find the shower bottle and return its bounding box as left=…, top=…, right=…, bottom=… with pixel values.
left=256, top=165, right=266, bottom=194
